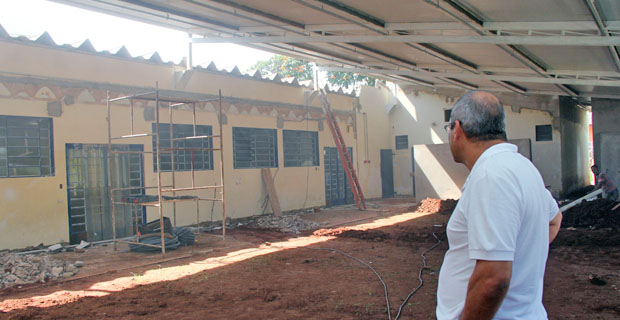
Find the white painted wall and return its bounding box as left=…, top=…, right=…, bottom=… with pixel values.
left=505, top=108, right=562, bottom=196
left=387, top=85, right=562, bottom=198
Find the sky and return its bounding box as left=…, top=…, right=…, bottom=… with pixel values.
left=0, top=0, right=274, bottom=71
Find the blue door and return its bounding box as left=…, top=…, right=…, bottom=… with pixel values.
left=324, top=147, right=353, bottom=206
left=380, top=149, right=395, bottom=198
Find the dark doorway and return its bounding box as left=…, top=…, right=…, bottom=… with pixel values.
left=380, top=149, right=395, bottom=198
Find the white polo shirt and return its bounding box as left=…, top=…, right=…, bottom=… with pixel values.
left=436, top=143, right=559, bottom=320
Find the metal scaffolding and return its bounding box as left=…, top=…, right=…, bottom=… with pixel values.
left=106, top=82, right=226, bottom=256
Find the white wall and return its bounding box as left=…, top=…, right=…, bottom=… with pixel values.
left=388, top=85, right=562, bottom=198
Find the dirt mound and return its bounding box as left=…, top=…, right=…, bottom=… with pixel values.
left=417, top=198, right=458, bottom=215
left=561, top=198, right=620, bottom=229
left=552, top=228, right=620, bottom=247
left=563, top=185, right=596, bottom=200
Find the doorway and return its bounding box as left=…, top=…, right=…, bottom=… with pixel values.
left=66, top=144, right=144, bottom=244
left=324, top=146, right=353, bottom=206
left=380, top=149, right=395, bottom=198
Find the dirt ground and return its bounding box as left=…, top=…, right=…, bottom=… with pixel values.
left=1, top=197, right=619, bottom=319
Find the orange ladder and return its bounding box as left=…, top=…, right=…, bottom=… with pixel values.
left=319, top=90, right=366, bottom=210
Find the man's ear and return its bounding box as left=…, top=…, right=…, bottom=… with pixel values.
left=452, top=120, right=464, bottom=142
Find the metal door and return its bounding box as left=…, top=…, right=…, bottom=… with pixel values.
left=66, top=144, right=144, bottom=244
left=324, top=146, right=353, bottom=206
left=380, top=149, right=395, bottom=198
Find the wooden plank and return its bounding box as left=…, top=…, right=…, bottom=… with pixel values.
left=261, top=168, right=282, bottom=216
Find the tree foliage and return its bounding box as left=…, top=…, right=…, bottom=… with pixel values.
left=248, top=54, right=377, bottom=90
left=248, top=55, right=313, bottom=81
left=327, top=71, right=376, bottom=89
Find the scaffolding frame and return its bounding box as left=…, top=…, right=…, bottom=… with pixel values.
left=106, top=82, right=226, bottom=256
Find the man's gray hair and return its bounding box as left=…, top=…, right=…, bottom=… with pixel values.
left=449, top=91, right=507, bottom=141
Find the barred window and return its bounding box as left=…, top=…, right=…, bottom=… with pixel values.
left=0, top=116, right=54, bottom=178
left=152, top=123, right=213, bottom=171
left=283, top=130, right=319, bottom=167
left=233, top=127, right=277, bottom=168
left=395, top=135, right=408, bottom=150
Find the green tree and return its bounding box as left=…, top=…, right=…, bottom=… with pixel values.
left=248, top=55, right=314, bottom=81
left=248, top=54, right=377, bottom=90
left=327, top=71, right=376, bottom=89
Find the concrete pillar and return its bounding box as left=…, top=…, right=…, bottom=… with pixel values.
left=558, top=96, right=590, bottom=195
left=591, top=98, right=620, bottom=191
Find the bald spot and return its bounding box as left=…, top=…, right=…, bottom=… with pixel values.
left=469, top=91, right=502, bottom=115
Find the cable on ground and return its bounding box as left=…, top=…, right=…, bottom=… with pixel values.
left=305, top=247, right=393, bottom=320
left=394, top=232, right=441, bottom=320
left=295, top=231, right=441, bottom=320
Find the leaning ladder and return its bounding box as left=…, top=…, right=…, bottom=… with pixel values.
left=318, top=90, right=366, bottom=210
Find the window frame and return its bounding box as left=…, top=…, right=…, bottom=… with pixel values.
left=0, top=115, right=54, bottom=178
left=395, top=135, right=409, bottom=150
left=232, top=127, right=278, bottom=169
left=152, top=123, right=214, bottom=172
left=283, top=129, right=319, bottom=167
left=535, top=124, right=553, bottom=142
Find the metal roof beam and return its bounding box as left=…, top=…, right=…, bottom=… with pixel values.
left=190, top=34, right=620, bottom=46
left=52, top=0, right=227, bottom=34
left=583, top=0, right=620, bottom=72
left=291, top=0, right=481, bottom=77
left=205, top=0, right=305, bottom=29
left=423, top=0, right=579, bottom=96
left=240, top=21, right=620, bottom=33
left=119, top=0, right=239, bottom=31
left=316, top=0, right=385, bottom=28
left=292, top=0, right=387, bottom=35
left=484, top=21, right=608, bottom=31
left=319, top=67, right=620, bottom=87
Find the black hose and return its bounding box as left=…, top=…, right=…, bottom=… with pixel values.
left=305, top=247, right=393, bottom=320
left=394, top=232, right=441, bottom=320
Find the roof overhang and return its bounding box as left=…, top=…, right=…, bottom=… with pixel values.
left=51, top=0, right=620, bottom=101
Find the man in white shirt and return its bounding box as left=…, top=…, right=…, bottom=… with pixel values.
left=436, top=91, right=563, bottom=320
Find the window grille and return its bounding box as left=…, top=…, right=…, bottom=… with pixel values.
left=0, top=116, right=54, bottom=177
left=233, top=127, right=278, bottom=168
left=283, top=130, right=319, bottom=167
left=152, top=123, right=213, bottom=171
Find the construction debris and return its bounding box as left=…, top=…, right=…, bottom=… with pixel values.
left=75, top=240, right=90, bottom=250
left=0, top=252, right=80, bottom=289
left=46, top=244, right=62, bottom=253
left=561, top=198, right=620, bottom=229
left=252, top=214, right=321, bottom=234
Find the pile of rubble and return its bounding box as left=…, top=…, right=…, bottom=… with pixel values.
left=252, top=214, right=321, bottom=234
left=417, top=198, right=458, bottom=215
left=0, top=252, right=82, bottom=289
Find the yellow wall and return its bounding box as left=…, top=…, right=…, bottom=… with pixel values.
left=357, top=86, right=392, bottom=199
left=0, top=38, right=364, bottom=249
left=0, top=34, right=566, bottom=250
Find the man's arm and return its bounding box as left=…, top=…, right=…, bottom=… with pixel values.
left=460, top=260, right=512, bottom=320
left=549, top=211, right=562, bottom=243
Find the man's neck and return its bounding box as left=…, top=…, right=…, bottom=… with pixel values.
left=463, top=140, right=505, bottom=171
